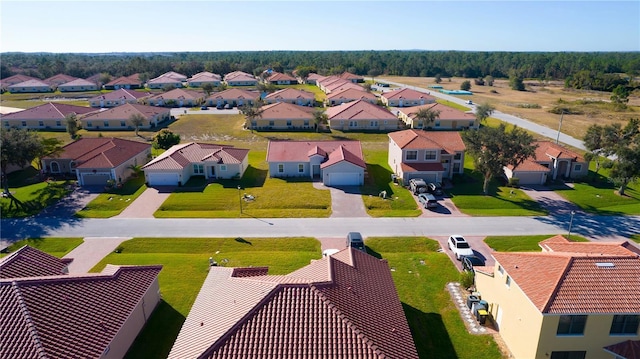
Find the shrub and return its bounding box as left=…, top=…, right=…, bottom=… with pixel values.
left=508, top=177, right=520, bottom=187
left=460, top=270, right=475, bottom=289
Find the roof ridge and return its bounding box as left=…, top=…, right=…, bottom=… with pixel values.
left=541, top=256, right=574, bottom=313
left=11, top=281, right=48, bottom=358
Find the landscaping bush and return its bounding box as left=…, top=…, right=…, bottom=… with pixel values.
left=459, top=270, right=475, bottom=290
left=507, top=177, right=520, bottom=187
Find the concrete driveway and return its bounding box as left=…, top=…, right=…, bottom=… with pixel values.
left=431, top=235, right=495, bottom=271
left=313, top=182, right=369, bottom=218
left=114, top=187, right=172, bottom=218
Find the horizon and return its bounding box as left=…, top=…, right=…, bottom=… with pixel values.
left=1, top=1, right=639, bottom=53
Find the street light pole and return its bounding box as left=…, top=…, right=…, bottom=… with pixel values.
left=556, top=111, right=564, bottom=144
left=567, top=210, right=576, bottom=239
left=237, top=185, right=242, bottom=215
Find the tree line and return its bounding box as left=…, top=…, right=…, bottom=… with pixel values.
left=2, top=51, right=639, bottom=92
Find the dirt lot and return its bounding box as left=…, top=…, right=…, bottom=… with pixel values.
left=381, top=76, right=639, bottom=139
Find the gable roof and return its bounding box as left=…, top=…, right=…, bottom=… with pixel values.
left=264, top=88, right=315, bottom=100
left=491, top=237, right=640, bottom=314
left=0, top=74, right=39, bottom=86
left=381, top=87, right=435, bottom=101
left=266, top=72, right=296, bottom=82
left=259, top=102, right=315, bottom=120
left=105, top=75, right=142, bottom=87
left=207, top=88, right=260, bottom=100
left=325, top=99, right=396, bottom=120
left=224, top=71, right=256, bottom=82
left=539, top=235, right=640, bottom=256
left=168, top=248, right=418, bottom=359
left=267, top=140, right=364, bottom=165
left=339, top=71, right=364, bottom=81
left=89, top=88, right=149, bottom=102
left=321, top=144, right=366, bottom=169
left=81, top=103, right=169, bottom=121
left=148, top=88, right=204, bottom=101
left=155, top=71, right=187, bottom=81
left=604, top=340, right=640, bottom=359
left=534, top=140, right=584, bottom=162
left=45, top=137, right=150, bottom=169
left=143, top=142, right=249, bottom=170
left=325, top=80, right=365, bottom=93
left=43, top=74, right=77, bottom=86
left=326, top=87, right=376, bottom=101
left=388, top=129, right=466, bottom=153
left=187, top=71, right=221, bottom=82
left=0, top=261, right=161, bottom=359
left=57, top=78, right=97, bottom=88
left=147, top=76, right=182, bottom=85
left=7, top=79, right=52, bottom=89
left=0, top=246, right=71, bottom=279
left=1, top=102, right=95, bottom=120
left=400, top=103, right=474, bottom=121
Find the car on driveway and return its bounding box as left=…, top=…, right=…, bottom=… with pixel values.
left=409, top=178, right=428, bottom=195
left=427, top=182, right=443, bottom=195
left=346, top=232, right=366, bottom=252
left=461, top=255, right=485, bottom=272
left=448, top=235, right=473, bottom=260
left=417, top=193, right=438, bottom=209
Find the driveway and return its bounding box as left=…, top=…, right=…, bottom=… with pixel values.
left=415, top=195, right=467, bottom=217
left=63, top=237, right=131, bottom=273
left=431, top=235, right=495, bottom=271
left=36, top=185, right=101, bottom=219
left=114, top=187, right=172, bottom=218
left=519, top=184, right=581, bottom=214
left=313, top=182, right=369, bottom=218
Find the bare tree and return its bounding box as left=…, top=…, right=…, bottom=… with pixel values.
left=129, top=113, right=145, bottom=137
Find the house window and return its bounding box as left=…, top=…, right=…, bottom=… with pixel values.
left=220, top=165, right=227, bottom=171
left=304, top=120, right=309, bottom=126
left=549, top=351, right=586, bottom=359
left=425, top=150, right=437, bottom=161
left=121, top=121, right=126, bottom=127
left=87, top=121, right=93, bottom=127
left=278, top=164, right=284, bottom=173
left=287, top=120, right=292, bottom=126
left=454, top=153, right=462, bottom=160
left=557, top=315, right=587, bottom=335
left=370, top=120, right=378, bottom=127
left=50, top=162, right=60, bottom=173
left=405, top=150, right=417, bottom=161
left=103, top=121, right=109, bottom=127
left=21, top=121, right=27, bottom=127
left=269, top=120, right=275, bottom=126
left=497, top=265, right=504, bottom=275
left=574, top=164, right=582, bottom=172
left=349, top=121, right=358, bottom=127
left=469, top=121, right=475, bottom=127
left=56, top=121, right=61, bottom=127
left=505, top=275, right=511, bottom=288
left=38, top=121, right=44, bottom=127
left=193, top=164, right=204, bottom=174
left=298, top=164, right=304, bottom=173
left=610, top=315, right=640, bottom=335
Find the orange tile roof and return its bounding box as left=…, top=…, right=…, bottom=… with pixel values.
left=540, top=235, right=640, bottom=256
left=400, top=103, right=473, bottom=120
left=266, top=72, right=296, bottom=82
left=105, top=75, right=142, bottom=87
left=259, top=102, right=315, bottom=120
left=507, top=158, right=550, bottom=172
left=326, top=99, right=396, bottom=120
left=604, top=340, right=640, bottom=358
left=400, top=162, right=445, bottom=172
left=143, top=142, right=249, bottom=170
left=382, top=88, right=435, bottom=101
left=0, top=74, right=39, bottom=86
left=81, top=103, right=169, bottom=122
left=44, top=137, right=151, bottom=169
left=534, top=141, right=584, bottom=162
left=326, top=81, right=366, bottom=94
left=1, top=102, right=95, bottom=120
left=326, top=87, right=376, bottom=101
left=43, top=74, right=77, bottom=85
left=339, top=71, right=364, bottom=81
left=168, top=248, right=418, bottom=359
left=187, top=71, right=221, bottom=82
left=266, top=140, right=364, bottom=164
left=264, top=88, right=315, bottom=101
left=224, top=71, right=256, bottom=82
left=321, top=145, right=366, bottom=169
left=388, top=129, right=466, bottom=153
left=207, top=88, right=260, bottom=100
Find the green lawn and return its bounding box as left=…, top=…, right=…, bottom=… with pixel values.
left=279, top=83, right=327, bottom=103
left=76, top=177, right=147, bottom=218
left=155, top=151, right=331, bottom=218
left=484, top=234, right=589, bottom=252
left=0, top=237, right=83, bottom=258
left=90, top=237, right=321, bottom=359
left=631, top=234, right=640, bottom=243
left=436, top=99, right=471, bottom=112
left=0, top=167, right=74, bottom=218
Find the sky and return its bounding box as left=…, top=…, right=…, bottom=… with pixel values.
left=1, top=1, right=638, bottom=53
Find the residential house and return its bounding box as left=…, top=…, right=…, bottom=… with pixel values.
left=43, top=74, right=77, bottom=88
left=388, top=129, right=466, bottom=184
left=381, top=88, right=436, bottom=107
left=84, top=73, right=103, bottom=87
left=187, top=71, right=222, bottom=87
left=398, top=103, right=477, bottom=130
left=265, top=71, right=296, bottom=85
left=7, top=79, right=52, bottom=93
left=504, top=141, right=589, bottom=185
left=304, top=72, right=325, bottom=85
left=1, top=102, right=95, bottom=130
left=340, top=71, right=365, bottom=83
left=0, top=245, right=162, bottom=359
left=249, top=102, right=315, bottom=131
left=104, top=74, right=142, bottom=90
left=317, top=76, right=347, bottom=92
left=89, top=88, right=150, bottom=108
left=326, top=99, right=399, bottom=132
left=147, top=88, right=205, bottom=107
left=266, top=140, right=366, bottom=186
left=205, top=88, right=260, bottom=107
left=80, top=103, right=170, bottom=131
left=324, top=80, right=364, bottom=94
left=475, top=235, right=640, bottom=359
left=147, top=75, right=184, bottom=89
left=143, top=142, right=249, bottom=186
left=41, top=137, right=151, bottom=186
left=168, top=247, right=418, bottom=359
left=0, top=74, right=38, bottom=90
left=264, top=88, right=315, bottom=106
left=58, top=78, right=99, bottom=92
left=326, top=87, right=377, bottom=106
left=223, top=71, right=258, bottom=86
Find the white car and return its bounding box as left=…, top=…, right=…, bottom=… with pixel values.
left=448, top=235, right=474, bottom=260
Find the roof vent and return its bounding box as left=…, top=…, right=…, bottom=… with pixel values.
left=596, top=262, right=615, bottom=268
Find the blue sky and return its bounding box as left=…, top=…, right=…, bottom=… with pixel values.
left=1, top=1, right=638, bottom=53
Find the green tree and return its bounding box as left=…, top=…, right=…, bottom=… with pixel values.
left=484, top=75, right=494, bottom=86
left=153, top=129, right=181, bottom=150
left=460, top=80, right=471, bottom=91
left=610, top=85, right=629, bottom=105
left=65, top=113, right=79, bottom=139
left=1, top=128, right=44, bottom=202
left=434, top=74, right=442, bottom=84
left=474, top=102, right=495, bottom=127
left=414, top=107, right=440, bottom=129
left=368, top=68, right=382, bottom=83
left=239, top=99, right=265, bottom=133
left=202, top=83, right=214, bottom=97
left=128, top=113, right=145, bottom=136
left=583, top=124, right=605, bottom=176
left=462, top=124, right=537, bottom=195
left=312, top=110, right=328, bottom=133
left=362, top=83, right=373, bottom=92
left=509, top=72, right=525, bottom=91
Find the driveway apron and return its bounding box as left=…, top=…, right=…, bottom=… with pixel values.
left=63, top=237, right=131, bottom=273
left=115, top=187, right=172, bottom=218
left=313, top=183, right=368, bottom=218
left=519, top=184, right=581, bottom=214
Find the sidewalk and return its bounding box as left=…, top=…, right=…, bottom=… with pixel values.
left=63, top=237, right=130, bottom=273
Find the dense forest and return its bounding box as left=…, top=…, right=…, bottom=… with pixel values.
left=2, top=51, right=639, bottom=91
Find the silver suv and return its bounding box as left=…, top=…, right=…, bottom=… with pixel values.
left=409, top=178, right=428, bottom=195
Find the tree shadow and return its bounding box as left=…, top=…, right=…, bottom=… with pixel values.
left=402, top=302, right=458, bottom=359
left=534, top=211, right=640, bottom=240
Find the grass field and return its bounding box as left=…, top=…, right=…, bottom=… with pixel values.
left=0, top=237, right=84, bottom=258
left=0, top=169, right=74, bottom=218
left=76, top=177, right=147, bottom=218
left=484, top=234, right=589, bottom=252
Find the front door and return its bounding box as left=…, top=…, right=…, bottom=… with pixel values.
left=210, top=166, right=216, bottom=178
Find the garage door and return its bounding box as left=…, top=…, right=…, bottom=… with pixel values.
left=81, top=173, right=111, bottom=186
left=513, top=172, right=545, bottom=185
left=148, top=173, right=180, bottom=186
left=326, top=172, right=360, bottom=186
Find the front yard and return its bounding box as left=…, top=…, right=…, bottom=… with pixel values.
left=76, top=177, right=147, bottom=218
left=0, top=167, right=74, bottom=218
left=0, top=237, right=83, bottom=258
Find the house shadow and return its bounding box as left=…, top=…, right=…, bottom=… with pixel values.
left=402, top=302, right=458, bottom=358
left=123, top=300, right=186, bottom=359
left=534, top=211, right=640, bottom=240
left=219, top=166, right=268, bottom=189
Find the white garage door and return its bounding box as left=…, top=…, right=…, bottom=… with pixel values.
left=148, top=173, right=180, bottom=186
left=326, top=172, right=360, bottom=186
left=81, top=173, right=111, bottom=186
left=513, top=172, right=545, bottom=185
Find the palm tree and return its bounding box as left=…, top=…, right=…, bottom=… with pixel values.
left=128, top=164, right=143, bottom=178
left=312, top=110, right=328, bottom=133
left=128, top=113, right=145, bottom=137
left=414, top=107, right=440, bottom=130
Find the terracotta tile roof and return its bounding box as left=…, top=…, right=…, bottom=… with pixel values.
left=259, top=102, right=315, bottom=120
left=326, top=99, right=396, bottom=120
left=0, top=246, right=69, bottom=279
left=224, top=71, right=256, bottom=82
left=534, top=140, right=584, bottom=162
left=307, top=73, right=326, bottom=81
left=326, top=87, right=376, bottom=101
left=81, top=103, right=169, bottom=122
left=267, top=140, right=364, bottom=164
left=388, top=129, right=466, bottom=153
left=44, top=137, right=150, bottom=169
left=339, top=71, right=364, bottom=81
left=317, top=76, right=344, bottom=87
left=507, top=158, right=550, bottom=172
left=400, top=103, right=474, bottom=120
left=89, top=88, right=149, bottom=102
left=7, top=79, right=52, bottom=89
left=1, top=264, right=161, bottom=359
left=264, top=88, right=315, bottom=101
left=539, top=235, right=640, bottom=256
left=187, top=71, right=222, bottom=82
left=43, top=74, right=77, bottom=86
left=322, top=145, right=366, bottom=169
left=382, top=88, right=435, bottom=101
left=326, top=80, right=363, bottom=93
left=1, top=102, right=95, bottom=120
left=604, top=340, right=640, bottom=359
left=105, top=76, right=142, bottom=87
left=266, top=72, right=296, bottom=82
left=169, top=248, right=418, bottom=359
left=147, top=76, right=182, bottom=85
left=156, top=71, right=187, bottom=81
left=207, top=88, right=260, bottom=100
left=0, top=74, right=38, bottom=86
left=143, top=142, right=249, bottom=170
left=148, top=88, right=204, bottom=101
left=58, top=78, right=97, bottom=88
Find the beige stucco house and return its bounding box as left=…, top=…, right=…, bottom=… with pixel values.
left=381, top=88, right=436, bottom=107
left=398, top=103, right=477, bottom=130
left=504, top=141, right=589, bottom=185
left=326, top=100, right=399, bottom=132
left=264, top=88, right=315, bottom=106
left=2, top=102, right=96, bottom=130
left=7, top=79, right=52, bottom=93
left=58, top=78, right=99, bottom=92
left=475, top=235, right=640, bottom=359
left=80, top=103, right=170, bottom=131
left=249, top=102, right=315, bottom=131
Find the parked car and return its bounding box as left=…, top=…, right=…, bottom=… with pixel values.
left=417, top=193, right=438, bottom=209
left=224, top=103, right=232, bottom=109
left=200, top=106, right=208, bottom=110
left=427, top=182, right=443, bottom=195
left=409, top=178, right=428, bottom=195
left=346, top=232, right=366, bottom=252
left=216, top=104, right=224, bottom=110
left=465, top=100, right=474, bottom=105
left=461, top=255, right=485, bottom=272
left=448, top=235, right=474, bottom=260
